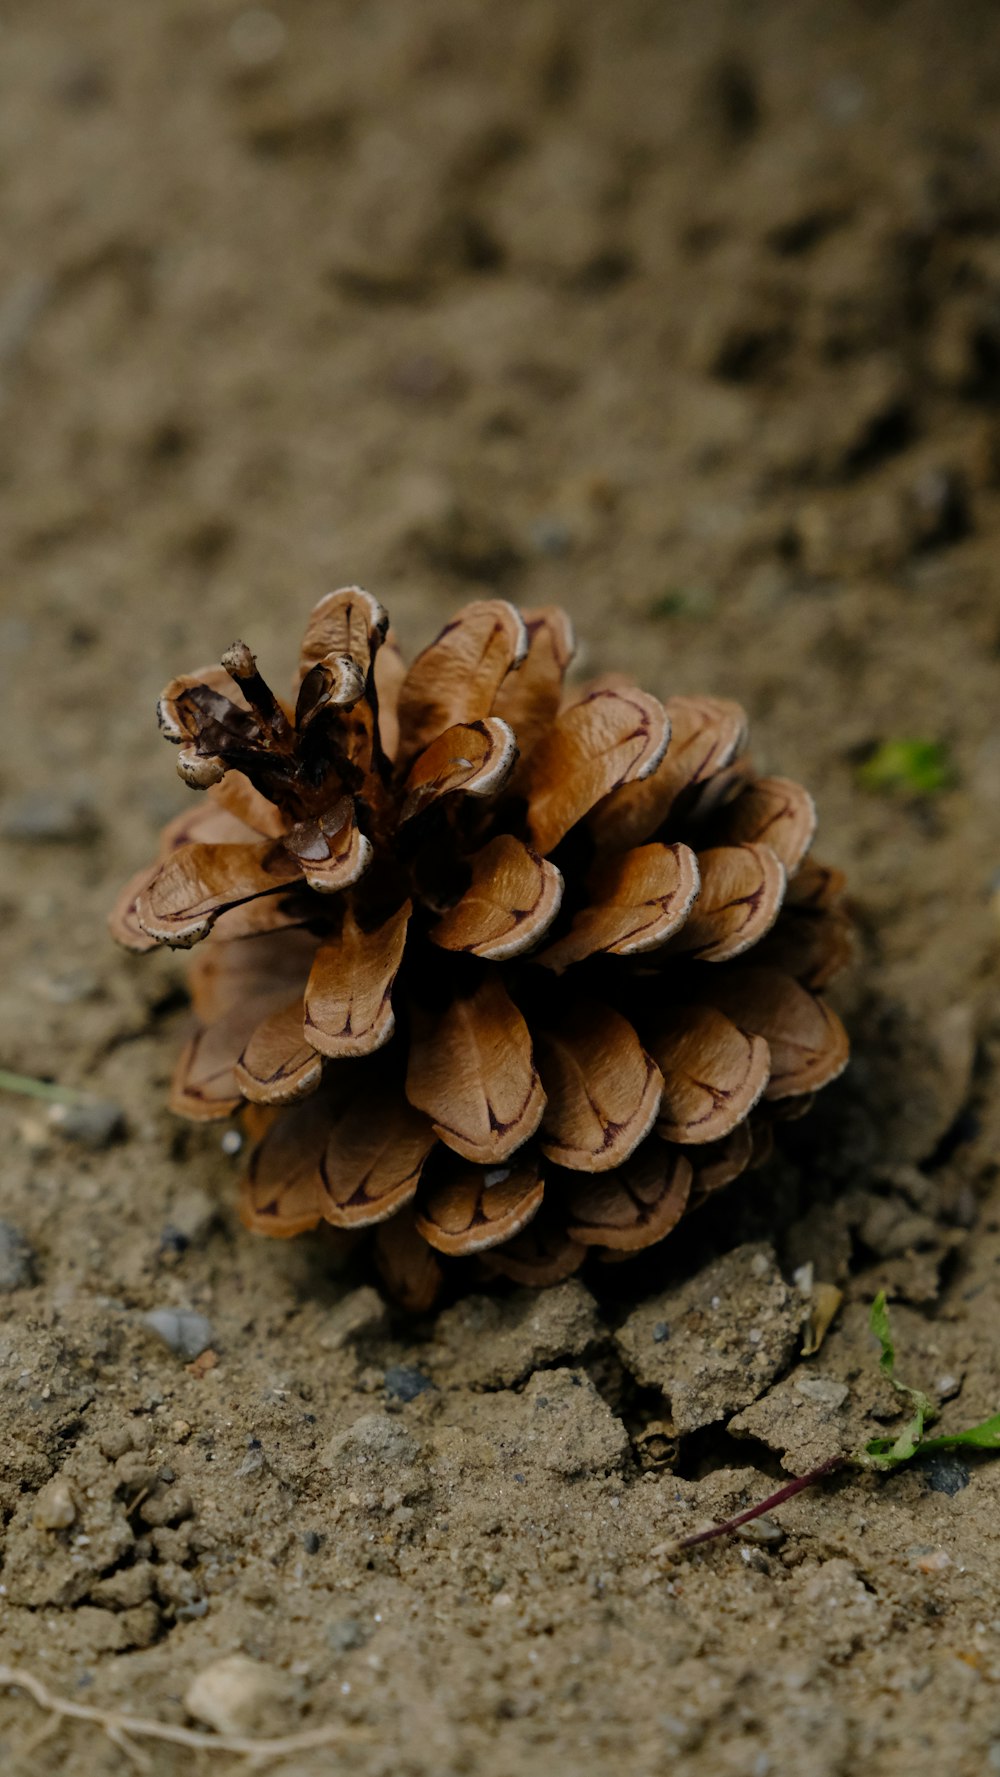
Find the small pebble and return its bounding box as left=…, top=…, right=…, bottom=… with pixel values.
left=47, top=1099, right=124, bottom=1149
left=531, top=517, right=573, bottom=557
left=99, top=1425, right=135, bottom=1462
left=737, top=1515, right=786, bottom=1548
left=139, top=1484, right=194, bottom=1527
left=384, top=1364, right=435, bottom=1402
left=793, top=1375, right=850, bottom=1408
left=159, top=1186, right=218, bottom=1255
left=0, top=1220, right=37, bottom=1291
left=303, top=1530, right=322, bottom=1554
left=33, top=1476, right=77, bottom=1530
left=184, top=1654, right=290, bottom=1736
left=142, top=1309, right=216, bottom=1361
left=920, top=1453, right=971, bottom=1496
left=176, top=1597, right=210, bottom=1621
left=911, top=1546, right=952, bottom=1574
left=326, top=1616, right=369, bottom=1653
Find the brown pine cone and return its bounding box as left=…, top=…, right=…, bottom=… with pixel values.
left=111, top=592, right=851, bottom=1310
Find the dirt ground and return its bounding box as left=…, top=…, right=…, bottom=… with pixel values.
left=1, top=1, right=1000, bottom=1772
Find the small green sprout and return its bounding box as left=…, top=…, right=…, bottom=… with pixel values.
left=672, top=1291, right=999, bottom=1554
left=863, top=1291, right=1000, bottom=1463
left=856, top=739, right=955, bottom=796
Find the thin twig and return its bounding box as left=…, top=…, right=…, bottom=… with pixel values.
left=0, top=1665, right=365, bottom=1769
left=671, top=1454, right=845, bottom=1553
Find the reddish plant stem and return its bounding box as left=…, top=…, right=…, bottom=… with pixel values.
left=676, top=1454, right=846, bottom=1551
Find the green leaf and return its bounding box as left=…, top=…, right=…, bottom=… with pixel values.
left=919, top=1413, right=1000, bottom=1453
left=864, top=1407, right=927, bottom=1468
left=856, top=739, right=955, bottom=797
left=869, top=1290, right=896, bottom=1379
left=860, top=1293, right=934, bottom=1470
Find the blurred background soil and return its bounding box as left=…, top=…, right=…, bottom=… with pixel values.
left=1, top=2, right=999, bottom=1772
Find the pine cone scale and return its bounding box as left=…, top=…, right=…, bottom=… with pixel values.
left=302, top=900, right=410, bottom=1059
left=137, top=839, right=301, bottom=948
left=704, top=966, right=850, bottom=1099
left=565, top=1146, right=693, bottom=1251
left=428, top=835, right=563, bottom=961
left=405, top=976, right=546, bottom=1167
left=588, top=693, right=748, bottom=850
left=525, top=684, right=671, bottom=855
left=415, top=1155, right=544, bottom=1257
left=535, top=1000, right=662, bottom=1173
left=651, top=1004, right=771, bottom=1145
left=538, top=840, right=700, bottom=971
left=401, top=716, right=517, bottom=817
left=395, top=598, right=528, bottom=762
left=711, top=776, right=817, bottom=874
left=232, top=1000, right=323, bottom=1105
left=667, top=841, right=785, bottom=963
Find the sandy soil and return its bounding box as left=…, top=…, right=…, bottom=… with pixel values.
left=1, top=2, right=999, bottom=1772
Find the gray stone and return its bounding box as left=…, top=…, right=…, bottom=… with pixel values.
left=48, top=1099, right=125, bottom=1149
left=1, top=792, right=100, bottom=844
left=142, top=1309, right=215, bottom=1361
left=326, top=1616, right=370, bottom=1653
left=794, top=1375, right=850, bottom=1408
left=324, top=1411, right=423, bottom=1473
left=0, top=1220, right=36, bottom=1291
left=384, top=1364, right=434, bottom=1402
left=920, top=1453, right=970, bottom=1496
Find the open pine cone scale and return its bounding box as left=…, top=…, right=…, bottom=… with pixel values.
left=111, top=591, right=850, bottom=1310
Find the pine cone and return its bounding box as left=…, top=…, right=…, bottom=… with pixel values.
left=111, top=592, right=850, bottom=1310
